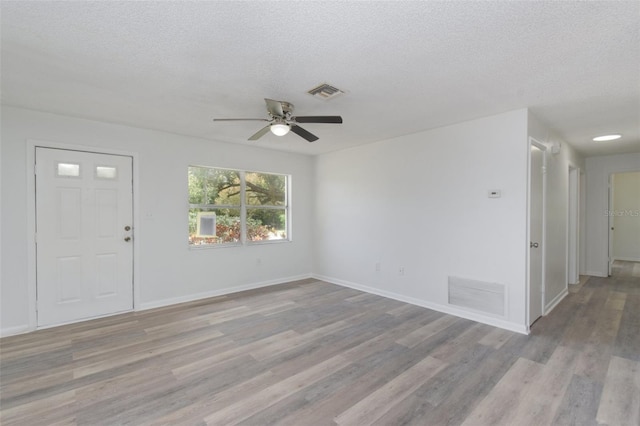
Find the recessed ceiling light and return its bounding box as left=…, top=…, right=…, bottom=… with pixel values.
left=593, top=134, right=622, bottom=142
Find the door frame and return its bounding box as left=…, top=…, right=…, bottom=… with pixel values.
left=567, top=165, right=580, bottom=285
left=526, top=137, right=547, bottom=330
left=26, top=139, right=140, bottom=331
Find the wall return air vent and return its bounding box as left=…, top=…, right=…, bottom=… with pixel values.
left=307, top=83, right=344, bottom=100
left=448, top=276, right=505, bottom=317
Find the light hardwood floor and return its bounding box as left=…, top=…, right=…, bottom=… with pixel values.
left=1, top=261, right=639, bottom=425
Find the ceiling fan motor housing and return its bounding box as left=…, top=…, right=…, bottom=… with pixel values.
left=278, top=101, right=294, bottom=115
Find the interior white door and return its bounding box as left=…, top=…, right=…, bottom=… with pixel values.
left=36, top=148, right=133, bottom=327
left=529, top=144, right=544, bottom=325
left=608, top=175, right=615, bottom=276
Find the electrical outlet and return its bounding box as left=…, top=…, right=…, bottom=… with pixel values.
left=399, top=266, right=405, bottom=276
left=375, top=262, right=381, bottom=272
left=256, top=258, right=262, bottom=266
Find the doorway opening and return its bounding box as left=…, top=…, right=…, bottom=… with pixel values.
left=608, top=171, right=640, bottom=276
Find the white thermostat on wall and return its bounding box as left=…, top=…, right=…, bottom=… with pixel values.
left=488, top=190, right=501, bottom=198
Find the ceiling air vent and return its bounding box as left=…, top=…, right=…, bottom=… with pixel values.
left=307, top=83, right=344, bottom=100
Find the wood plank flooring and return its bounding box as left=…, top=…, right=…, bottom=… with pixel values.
left=1, top=261, right=639, bottom=425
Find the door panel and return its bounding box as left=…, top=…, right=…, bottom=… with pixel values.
left=36, top=148, right=133, bottom=327
left=95, top=253, right=118, bottom=297
left=57, top=256, right=82, bottom=303
left=529, top=145, right=544, bottom=325
left=57, top=188, right=82, bottom=239
left=96, top=189, right=118, bottom=238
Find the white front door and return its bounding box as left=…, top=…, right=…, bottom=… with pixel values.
left=529, top=144, right=544, bottom=325
left=36, top=148, right=133, bottom=327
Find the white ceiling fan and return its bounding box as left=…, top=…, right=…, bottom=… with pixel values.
left=214, top=98, right=343, bottom=142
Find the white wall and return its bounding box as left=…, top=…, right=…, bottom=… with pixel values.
left=1, top=105, right=591, bottom=336
left=528, top=113, right=585, bottom=311
left=612, top=171, right=640, bottom=261
left=585, top=153, right=640, bottom=276
left=314, top=109, right=530, bottom=332
left=0, top=106, right=315, bottom=335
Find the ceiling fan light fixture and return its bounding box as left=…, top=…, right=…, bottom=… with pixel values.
left=270, top=123, right=290, bottom=136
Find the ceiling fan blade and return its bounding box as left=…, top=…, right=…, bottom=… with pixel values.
left=213, top=118, right=268, bottom=122
left=264, top=98, right=285, bottom=117
left=290, top=125, right=319, bottom=142
left=248, top=125, right=271, bottom=141
left=294, top=116, right=343, bottom=124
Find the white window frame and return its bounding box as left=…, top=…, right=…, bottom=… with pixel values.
left=188, top=166, right=290, bottom=248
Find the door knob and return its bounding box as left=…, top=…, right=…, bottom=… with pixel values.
left=124, top=236, right=131, bottom=242
left=124, top=226, right=131, bottom=231
left=530, top=242, right=539, bottom=248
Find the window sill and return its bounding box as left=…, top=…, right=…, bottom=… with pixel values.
left=188, top=239, right=291, bottom=250
left=188, top=242, right=242, bottom=250
left=247, top=239, right=291, bottom=246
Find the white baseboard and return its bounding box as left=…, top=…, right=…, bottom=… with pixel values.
left=312, top=274, right=528, bottom=335
left=545, top=288, right=568, bottom=315
left=4, top=273, right=534, bottom=338
left=613, top=257, right=640, bottom=262
left=0, top=324, right=31, bottom=338
left=138, top=273, right=312, bottom=311
left=585, top=270, right=608, bottom=278
left=1, top=274, right=312, bottom=337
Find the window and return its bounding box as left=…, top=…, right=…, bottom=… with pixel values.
left=188, top=166, right=289, bottom=246
left=95, top=166, right=117, bottom=179
left=57, top=162, right=80, bottom=177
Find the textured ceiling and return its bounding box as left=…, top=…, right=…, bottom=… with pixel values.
left=1, top=1, right=639, bottom=156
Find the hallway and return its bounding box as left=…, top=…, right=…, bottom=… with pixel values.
left=521, top=260, right=640, bottom=425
